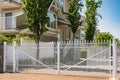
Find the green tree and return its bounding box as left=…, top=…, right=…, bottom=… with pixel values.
left=85, top=0, right=102, bottom=41
left=115, top=38, right=120, bottom=46
left=115, top=38, right=120, bottom=43
left=22, top=0, right=52, bottom=60
left=64, top=0, right=83, bottom=42
left=95, top=32, right=113, bottom=41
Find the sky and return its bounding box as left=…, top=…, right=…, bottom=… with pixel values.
left=82, top=0, right=120, bottom=39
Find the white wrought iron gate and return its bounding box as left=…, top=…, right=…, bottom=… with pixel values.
left=59, top=41, right=112, bottom=76
left=16, top=41, right=57, bottom=74
left=4, top=39, right=120, bottom=79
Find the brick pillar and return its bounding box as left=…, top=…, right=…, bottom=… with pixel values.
left=0, top=43, right=3, bottom=73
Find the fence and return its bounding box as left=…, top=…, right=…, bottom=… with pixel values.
left=3, top=39, right=120, bottom=80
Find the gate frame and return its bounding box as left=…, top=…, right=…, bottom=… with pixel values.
left=3, top=42, right=6, bottom=73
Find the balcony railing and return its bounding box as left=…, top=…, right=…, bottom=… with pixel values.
left=0, top=0, right=21, bottom=3
left=0, top=17, right=16, bottom=31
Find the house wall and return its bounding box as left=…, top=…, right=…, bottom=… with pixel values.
left=40, top=35, right=57, bottom=41
left=1, top=9, right=23, bottom=17
left=0, top=11, right=1, bottom=30
left=64, top=0, right=69, bottom=13
left=16, top=14, right=26, bottom=27
left=58, top=24, right=70, bottom=40
left=0, top=9, right=24, bottom=30
left=0, top=11, right=1, bottom=17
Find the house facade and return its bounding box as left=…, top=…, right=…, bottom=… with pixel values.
left=0, top=0, right=71, bottom=41
left=0, top=0, right=23, bottom=35
left=75, top=16, right=86, bottom=41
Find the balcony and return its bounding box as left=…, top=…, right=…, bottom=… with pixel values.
left=0, top=0, right=21, bottom=10
left=0, top=17, right=16, bottom=31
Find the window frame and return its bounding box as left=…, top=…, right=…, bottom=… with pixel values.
left=46, top=11, right=57, bottom=31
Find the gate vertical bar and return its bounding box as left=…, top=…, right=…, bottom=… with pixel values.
left=16, top=45, right=18, bottom=72
left=112, top=38, right=117, bottom=80
left=13, top=41, right=16, bottom=73
left=3, top=42, right=7, bottom=73
left=109, top=40, right=112, bottom=74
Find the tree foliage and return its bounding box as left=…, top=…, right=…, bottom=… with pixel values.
left=115, top=38, right=120, bottom=46
left=22, top=0, right=52, bottom=44
left=95, top=32, right=113, bottom=41
left=22, top=0, right=52, bottom=60
left=64, top=0, right=83, bottom=41
left=85, top=0, right=102, bottom=41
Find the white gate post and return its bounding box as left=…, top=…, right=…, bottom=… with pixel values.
left=111, top=38, right=117, bottom=80
left=13, top=41, right=16, bottom=73
left=3, top=42, right=7, bottom=73
left=57, top=30, right=60, bottom=74
left=57, top=41, right=60, bottom=74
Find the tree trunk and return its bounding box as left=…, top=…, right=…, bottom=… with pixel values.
left=36, top=43, right=39, bottom=60
left=35, top=34, right=41, bottom=68
left=35, top=26, right=41, bottom=67
left=73, top=33, right=75, bottom=43
left=71, top=33, right=75, bottom=61
left=72, top=33, right=77, bottom=61
left=35, top=35, right=40, bottom=67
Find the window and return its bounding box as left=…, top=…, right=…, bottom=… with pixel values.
left=58, top=0, right=64, bottom=13
left=5, top=12, right=13, bottom=29
left=47, top=12, right=56, bottom=29
left=81, top=30, right=85, bottom=35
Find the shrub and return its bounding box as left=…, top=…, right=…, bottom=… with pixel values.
left=0, top=34, right=33, bottom=44
left=80, top=50, right=87, bottom=58
left=12, top=35, right=33, bottom=45
left=42, top=57, right=56, bottom=65
left=0, top=34, right=11, bottom=43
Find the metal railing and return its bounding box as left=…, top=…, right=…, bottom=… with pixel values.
left=0, top=17, right=16, bottom=31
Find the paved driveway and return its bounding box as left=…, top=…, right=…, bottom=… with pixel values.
left=0, top=73, right=109, bottom=80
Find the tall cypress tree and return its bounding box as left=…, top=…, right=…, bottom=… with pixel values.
left=64, top=0, right=83, bottom=42
left=85, top=0, right=102, bottom=41
left=22, top=0, right=52, bottom=60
